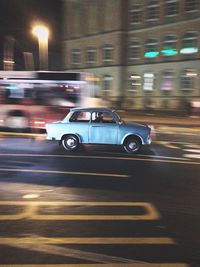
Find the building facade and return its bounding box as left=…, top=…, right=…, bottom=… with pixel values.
left=62, top=0, right=200, bottom=113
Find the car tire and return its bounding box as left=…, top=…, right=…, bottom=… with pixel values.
left=123, top=137, right=141, bottom=153
left=62, top=135, right=79, bottom=151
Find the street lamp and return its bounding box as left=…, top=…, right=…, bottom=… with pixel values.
left=32, top=24, right=49, bottom=70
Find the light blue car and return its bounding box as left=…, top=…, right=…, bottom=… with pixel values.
left=46, top=107, right=151, bottom=153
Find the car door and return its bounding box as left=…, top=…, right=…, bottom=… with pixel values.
left=89, top=111, right=119, bottom=144
left=67, top=111, right=90, bottom=143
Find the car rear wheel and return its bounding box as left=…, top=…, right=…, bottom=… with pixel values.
left=123, top=137, right=141, bottom=153
left=62, top=135, right=79, bottom=151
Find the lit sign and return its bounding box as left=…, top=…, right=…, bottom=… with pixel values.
left=180, top=47, right=198, bottom=54
left=161, top=49, right=178, bottom=56
left=144, top=51, right=159, bottom=58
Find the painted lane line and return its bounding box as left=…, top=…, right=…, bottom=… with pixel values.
left=137, top=154, right=189, bottom=161
left=0, top=236, right=177, bottom=264
left=0, top=168, right=129, bottom=178
left=0, top=237, right=175, bottom=245
left=183, top=154, right=200, bottom=159
left=183, top=148, right=200, bottom=159
left=0, top=264, right=190, bottom=267
left=0, top=237, right=176, bottom=264
left=183, top=144, right=200, bottom=149
left=183, top=149, right=200, bottom=153
left=0, top=242, right=142, bottom=264
left=0, top=152, right=192, bottom=161
left=155, top=141, right=180, bottom=149
left=0, top=201, right=160, bottom=221
left=0, top=153, right=199, bottom=165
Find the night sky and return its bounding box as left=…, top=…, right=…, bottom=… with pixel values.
left=0, top=0, right=62, bottom=70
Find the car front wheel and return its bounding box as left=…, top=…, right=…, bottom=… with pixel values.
left=123, top=137, right=141, bottom=153
left=62, top=135, right=79, bottom=151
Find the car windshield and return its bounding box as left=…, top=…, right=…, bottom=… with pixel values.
left=113, top=111, right=122, bottom=123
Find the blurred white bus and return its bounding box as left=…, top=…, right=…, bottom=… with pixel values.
left=0, top=71, right=103, bottom=130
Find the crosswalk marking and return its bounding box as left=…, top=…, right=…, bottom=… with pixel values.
left=182, top=144, right=200, bottom=160
left=184, top=149, right=200, bottom=153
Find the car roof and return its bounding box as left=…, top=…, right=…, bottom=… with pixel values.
left=70, top=107, right=114, bottom=113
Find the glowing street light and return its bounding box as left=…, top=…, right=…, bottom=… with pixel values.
left=32, top=24, right=49, bottom=70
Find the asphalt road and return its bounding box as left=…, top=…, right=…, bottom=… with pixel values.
left=0, top=130, right=199, bottom=266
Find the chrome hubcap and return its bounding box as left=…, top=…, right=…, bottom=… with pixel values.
left=129, top=141, right=137, bottom=150
left=66, top=138, right=76, bottom=148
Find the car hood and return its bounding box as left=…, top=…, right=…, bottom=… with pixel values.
left=120, top=121, right=150, bottom=130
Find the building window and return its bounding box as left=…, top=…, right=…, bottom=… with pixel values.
left=164, top=0, right=179, bottom=17
left=146, top=0, right=159, bottom=21
left=143, top=72, right=155, bottom=91
left=161, top=35, right=178, bottom=56
left=129, top=4, right=142, bottom=25
left=102, top=75, right=113, bottom=91
left=129, top=74, right=141, bottom=92
left=71, top=49, right=81, bottom=65
left=86, top=46, right=96, bottom=64
left=144, top=38, right=159, bottom=58
left=161, top=70, right=175, bottom=90
left=128, top=40, right=140, bottom=61
left=180, top=69, right=197, bottom=90
left=180, top=31, right=199, bottom=54
left=103, top=44, right=113, bottom=63
left=185, top=0, right=198, bottom=12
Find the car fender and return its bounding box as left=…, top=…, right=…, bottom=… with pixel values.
left=121, top=133, right=144, bottom=145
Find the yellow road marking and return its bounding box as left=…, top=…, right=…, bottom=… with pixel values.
left=0, top=263, right=190, bottom=267
left=157, top=126, right=200, bottom=133
left=0, top=263, right=190, bottom=266
left=0, top=236, right=174, bottom=244
left=0, top=168, right=129, bottom=178
left=0, top=201, right=160, bottom=220
left=0, top=153, right=199, bottom=165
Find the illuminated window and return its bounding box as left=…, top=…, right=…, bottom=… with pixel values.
left=185, top=0, right=198, bottom=12
left=180, top=69, right=197, bottom=90
left=143, top=73, right=155, bottom=91
left=146, top=0, right=159, bottom=21
left=161, top=35, right=178, bottom=56
left=144, top=38, right=159, bottom=58
left=71, top=49, right=81, bottom=65
left=128, top=40, right=140, bottom=61
left=129, top=74, right=141, bottom=91
left=103, top=44, right=113, bottom=62
left=180, top=31, right=198, bottom=54
left=103, top=75, right=113, bottom=91
left=86, top=46, right=96, bottom=64
left=164, top=0, right=179, bottom=17
left=129, top=4, right=142, bottom=25
left=161, top=70, right=175, bottom=90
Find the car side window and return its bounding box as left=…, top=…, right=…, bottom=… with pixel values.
left=69, top=111, right=90, bottom=122
left=92, top=112, right=115, bottom=123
